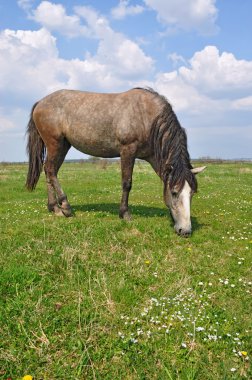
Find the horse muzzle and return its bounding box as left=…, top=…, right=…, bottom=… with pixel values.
left=174, top=224, right=192, bottom=237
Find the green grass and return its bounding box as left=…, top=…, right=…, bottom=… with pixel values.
left=0, top=161, right=251, bottom=380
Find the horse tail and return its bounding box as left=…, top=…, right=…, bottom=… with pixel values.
left=26, top=102, right=46, bottom=191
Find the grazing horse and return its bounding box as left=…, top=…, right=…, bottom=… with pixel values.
left=26, top=88, right=205, bottom=236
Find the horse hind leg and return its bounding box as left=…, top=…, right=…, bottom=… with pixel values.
left=119, top=144, right=136, bottom=220
left=44, top=138, right=72, bottom=217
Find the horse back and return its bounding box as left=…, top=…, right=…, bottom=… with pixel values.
left=33, top=89, right=159, bottom=158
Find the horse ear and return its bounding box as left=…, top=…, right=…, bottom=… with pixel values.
left=191, top=166, right=206, bottom=174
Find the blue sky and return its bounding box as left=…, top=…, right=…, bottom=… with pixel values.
left=0, top=0, right=252, bottom=161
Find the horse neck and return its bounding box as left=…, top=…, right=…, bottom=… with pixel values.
left=154, top=121, right=191, bottom=179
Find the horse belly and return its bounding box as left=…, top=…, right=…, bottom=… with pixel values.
left=65, top=123, right=120, bottom=158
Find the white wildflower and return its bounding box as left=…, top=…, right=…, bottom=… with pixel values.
left=196, top=327, right=205, bottom=332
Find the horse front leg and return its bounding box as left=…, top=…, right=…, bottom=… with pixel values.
left=119, top=144, right=136, bottom=220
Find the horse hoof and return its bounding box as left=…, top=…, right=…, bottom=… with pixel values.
left=62, top=207, right=73, bottom=217
left=54, top=208, right=65, bottom=217
left=122, top=211, right=131, bottom=221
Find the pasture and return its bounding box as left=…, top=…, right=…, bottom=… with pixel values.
left=0, top=161, right=251, bottom=379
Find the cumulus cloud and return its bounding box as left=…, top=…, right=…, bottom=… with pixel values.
left=31, top=1, right=90, bottom=37
left=111, top=0, right=145, bottom=19
left=0, top=28, right=60, bottom=103
left=148, top=44, right=252, bottom=160
left=179, top=46, right=252, bottom=96
left=152, top=46, right=252, bottom=114
left=29, top=2, right=154, bottom=77
left=144, top=0, right=218, bottom=35
left=154, top=71, right=217, bottom=114
left=1, top=17, right=251, bottom=116
left=74, top=5, right=115, bottom=39
left=75, top=6, right=154, bottom=78
left=0, top=27, right=57, bottom=59
left=0, top=27, right=106, bottom=102
left=0, top=2, right=154, bottom=107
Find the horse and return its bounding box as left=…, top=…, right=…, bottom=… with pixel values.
left=26, top=87, right=205, bottom=236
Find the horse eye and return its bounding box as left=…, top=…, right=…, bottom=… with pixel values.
left=171, top=191, right=178, bottom=197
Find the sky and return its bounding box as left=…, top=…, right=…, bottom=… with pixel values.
left=0, top=0, right=252, bottom=162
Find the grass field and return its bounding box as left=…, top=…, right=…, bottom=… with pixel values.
left=0, top=161, right=251, bottom=380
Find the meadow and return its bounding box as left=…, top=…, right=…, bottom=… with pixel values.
left=0, top=161, right=251, bottom=380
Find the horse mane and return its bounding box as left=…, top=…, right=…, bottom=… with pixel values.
left=136, top=87, right=197, bottom=192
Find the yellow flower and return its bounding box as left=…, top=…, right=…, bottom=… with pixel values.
left=241, top=351, right=248, bottom=357
left=22, top=375, right=33, bottom=380
left=145, top=260, right=150, bottom=265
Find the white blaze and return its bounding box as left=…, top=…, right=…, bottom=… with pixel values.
left=179, top=181, right=191, bottom=226
left=165, top=180, right=192, bottom=235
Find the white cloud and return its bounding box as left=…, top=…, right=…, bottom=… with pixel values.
left=17, top=0, right=34, bottom=11
left=148, top=45, right=252, bottom=160
left=94, top=36, right=154, bottom=79
left=31, top=1, right=89, bottom=37
left=232, top=96, right=252, bottom=111
left=144, top=0, right=218, bottom=34
left=74, top=5, right=114, bottom=39
left=154, top=71, right=217, bottom=113
left=0, top=28, right=99, bottom=101
left=168, top=52, right=186, bottom=67
left=179, top=46, right=252, bottom=96
left=0, top=28, right=59, bottom=101
left=1, top=19, right=250, bottom=118
left=30, top=3, right=154, bottom=78
left=75, top=6, right=154, bottom=78
left=111, top=0, right=145, bottom=19
left=0, top=28, right=57, bottom=58
left=151, top=46, right=252, bottom=115
left=0, top=1, right=154, bottom=105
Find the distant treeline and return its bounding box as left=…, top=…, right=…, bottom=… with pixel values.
left=1, top=157, right=252, bottom=165
left=192, top=157, right=252, bottom=164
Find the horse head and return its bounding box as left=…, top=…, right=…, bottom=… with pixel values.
left=164, top=166, right=206, bottom=237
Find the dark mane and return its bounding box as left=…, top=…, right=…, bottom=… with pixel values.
left=136, top=87, right=197, bottom=192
